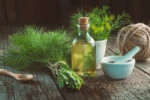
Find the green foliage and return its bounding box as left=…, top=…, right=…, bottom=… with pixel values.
left=48, top=62, right=84, bottom=90
left=70, top=6, right=131, bottom=41
left=0, top=25, right=84, bottom=90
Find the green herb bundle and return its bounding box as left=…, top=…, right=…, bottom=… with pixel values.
left=70, top=6, right=131, bottom=41
left=1, top=26, right=84, bottom=90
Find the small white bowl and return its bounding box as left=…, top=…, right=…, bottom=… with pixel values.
left=101, top=56, right=135, bottom=79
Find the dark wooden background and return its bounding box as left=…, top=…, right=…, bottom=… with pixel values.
left=0, top=0, right=149, bottom=25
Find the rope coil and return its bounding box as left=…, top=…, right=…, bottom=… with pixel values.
left=117, top=23, right=150, bottom=61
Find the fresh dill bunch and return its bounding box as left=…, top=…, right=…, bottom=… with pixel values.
left=0, top=25, right=84, bottom=90
left=70, top=6, right=131, bottom=41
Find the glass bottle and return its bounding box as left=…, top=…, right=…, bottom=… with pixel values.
left=72, top=17, right=96, bottom=77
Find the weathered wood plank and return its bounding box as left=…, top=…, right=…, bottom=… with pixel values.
left=51, top=72, right=111, bottom=100
left=4, top=67, right=64, bottom=100
left=17, top=0, right=58, bottom=24
left=0, top=37, right=9, bottom=100
left=35, top=72, right=64, bottom=100
left=47, top=71, right=87, bottom=100
left=5, top=0, right=16, bottom=23
left=0, top=86, right=8, bottom=100
left=0, top=63, right=9, bottom=100
left=60, top=89, right=87, bottom=100
left=131, top=0, right=142, bottom=21
left=3, top=36, right=15, bottom=100
left=136, top=59, right=150, bottom=74
left=0, top=0, right=6, bottom=24
left=81, top=86, right=111, bottom=100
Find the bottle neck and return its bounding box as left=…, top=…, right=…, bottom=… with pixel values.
left=77, top=24, right=90, bottom=37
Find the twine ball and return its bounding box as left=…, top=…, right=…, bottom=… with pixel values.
left=117, top=23, right=150, bottom=61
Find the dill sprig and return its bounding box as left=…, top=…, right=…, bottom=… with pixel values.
left=70, top=6, right=131, bottom=41
left=0, top=25, right=84, bottom=90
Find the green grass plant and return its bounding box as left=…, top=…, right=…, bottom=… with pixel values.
left=0, top=25, right=84, bottom=90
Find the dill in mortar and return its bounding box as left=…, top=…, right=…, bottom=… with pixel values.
left=0, top=26, right=84, bottom=90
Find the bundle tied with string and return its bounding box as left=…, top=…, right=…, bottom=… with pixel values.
left=117, top=23, right=150, bottom=61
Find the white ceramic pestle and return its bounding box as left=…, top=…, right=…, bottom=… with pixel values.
left=115, top=46, right=140, bottom=63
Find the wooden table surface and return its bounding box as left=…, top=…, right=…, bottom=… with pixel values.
left=0, top=30, right=150, bottom=100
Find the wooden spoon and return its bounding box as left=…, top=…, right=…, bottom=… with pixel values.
left=0, top=69, right=34, bottom=81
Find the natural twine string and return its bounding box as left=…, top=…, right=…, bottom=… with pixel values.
left=117, top=23, right=150, bottom=61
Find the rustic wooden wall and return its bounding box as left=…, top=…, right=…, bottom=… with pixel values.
left=0, top=0, right=149, bottom=25
left=0, top=0, right=6, bottom=24
left=0, top=0, right=58, bottom=24
left=109, top=0, right=142, bottom=22
left=17, top=0, right=58, bottom=24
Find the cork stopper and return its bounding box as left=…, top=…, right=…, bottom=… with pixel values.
left=78, top=17, right=89, bottom=30
left=78, top=17, right=89, bottom=24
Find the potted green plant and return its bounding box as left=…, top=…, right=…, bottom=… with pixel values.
left=70, top=6, right=131, bottom=69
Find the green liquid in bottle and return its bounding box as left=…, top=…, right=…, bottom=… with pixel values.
left=72, top=17, right=96, bottom=77
left=72, top=42, right=96, bottom=77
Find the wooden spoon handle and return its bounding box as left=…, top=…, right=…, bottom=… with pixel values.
left=0, top=69, right=17, bottom=78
